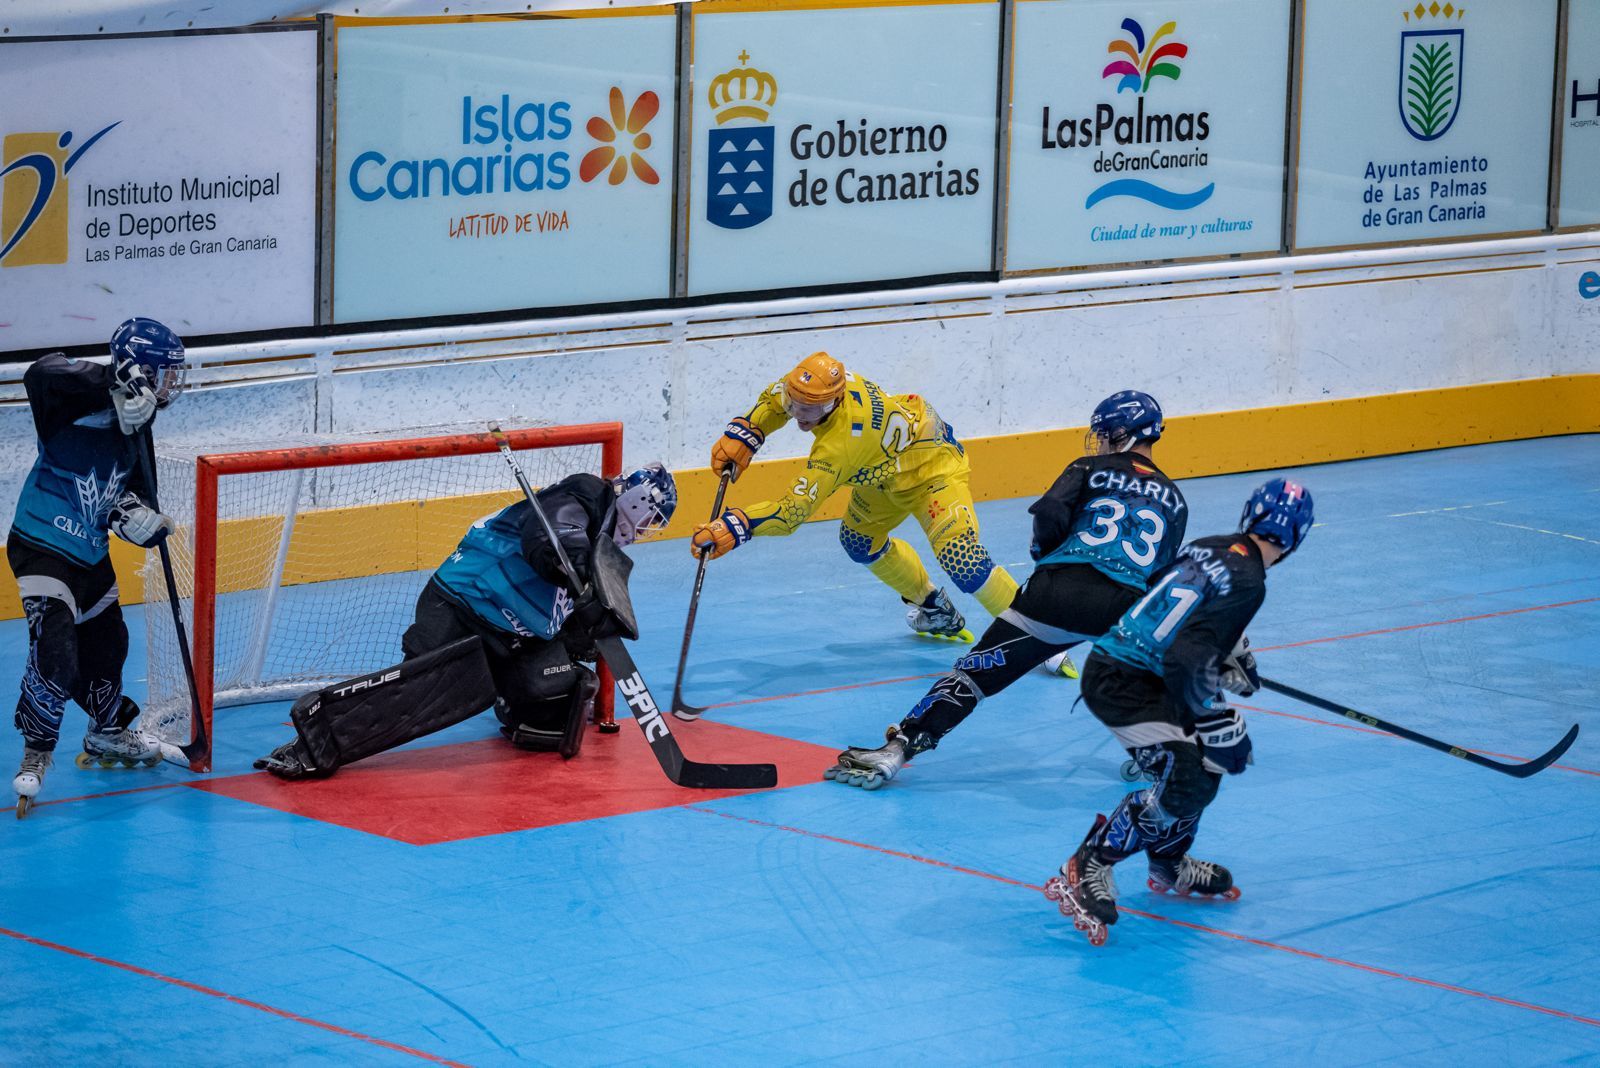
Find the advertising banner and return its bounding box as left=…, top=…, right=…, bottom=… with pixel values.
left=0, top=29, right=317, bottom=353
left=687, top=0, right=1000, bottom=296
left=1560, top=0, right=1600, bottom=228
left=333, top=14, right=676, bottom=324
left=1007, top=0, right=1290, bottom=272
left=1295, top=0, right=1557, bottom=249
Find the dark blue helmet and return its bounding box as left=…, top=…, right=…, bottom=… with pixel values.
left=1087, top=390, right=1163, bottom=455
left=110, top=317, right=187, bottom=407
left=612, top=462, right=678, bottom=546
left=1240, top=478, right=1314, bottom=560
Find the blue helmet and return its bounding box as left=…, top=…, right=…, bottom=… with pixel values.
left=1087, top=390, right=1163, bottom=455
left=1239, top=478, right=1314, bottom=560
left=612, top=462, right=678, bottom=546
left=110, top=317, right=187, bottom=407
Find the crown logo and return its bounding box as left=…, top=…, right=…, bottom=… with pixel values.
left=709, top=51, right=779, bottom=125
left=1402, top=2, right=1464, bottom=21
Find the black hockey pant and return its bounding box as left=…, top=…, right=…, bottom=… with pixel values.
left=900, top=564, right=1140, bottom=750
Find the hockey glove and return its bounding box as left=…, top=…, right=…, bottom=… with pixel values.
left=110, top=363, right=159, bottom=435
left=1195, top=703, right=1253, bottom=776
left=689, top=508, right=752, bottom=560
left=1219, top=635, right=1260, bottom=697
left=109, top=493, right=175, bottom=548
left=710, top=417, right=764, bottom=482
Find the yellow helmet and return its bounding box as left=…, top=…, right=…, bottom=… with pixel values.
left=783, top=352, right=846, bottom=407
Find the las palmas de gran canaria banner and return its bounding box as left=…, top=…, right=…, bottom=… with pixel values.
left=1560, top=0, right=1600, bottom=228
left=1007, top=0, right=1291, bottom=272
left=333, top=14, right=676, bottom=323
left=0, top=29, right=317, bottom=352
left=687, top=0, right=1000, bottom=296
left=1295, top=0, right=1557, bottom=250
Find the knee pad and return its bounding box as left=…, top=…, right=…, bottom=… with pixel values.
left=936, top=532, right=995, bottom=595
left=23, top=596, right=82, bottom=700
left=840, top=526, right=887, bottom=565
left=1150, top=744, right=1220, bottom=820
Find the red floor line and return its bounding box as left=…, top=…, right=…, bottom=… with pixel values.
left=32, top=781, right=184, bottom=810
left=1235, top=703, right=1600, bottom=778
left=0, top=926, right=472, bottom=1067
left=1253, top=596, right=1600, bottom=653
left=689, top=807, right=1600, bottom=1031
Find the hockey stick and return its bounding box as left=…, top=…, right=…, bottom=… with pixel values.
left=487, top=425, right=777, bottom=790
left=132, top=429, right=210, bottom=770
left=1259, top=676, right=1579, bottom=779
left=670, top=464, right=735, bottom=721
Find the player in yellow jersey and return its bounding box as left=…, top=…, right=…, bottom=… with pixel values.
left=689, top=352, right=1018, bottom=641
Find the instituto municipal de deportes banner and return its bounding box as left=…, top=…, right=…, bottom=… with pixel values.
left=0, top=29, right=317, bottom=352
left=686, top=0, right=1000, bottom=297
left=1006, top=0, right=1290, bottom=272
left=333, top=14, right=676, bottom=323
left=1295, top=0, right=1557, bottom=249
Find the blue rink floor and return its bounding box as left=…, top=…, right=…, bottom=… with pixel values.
left=2, top=435, right=1599, bottom=1066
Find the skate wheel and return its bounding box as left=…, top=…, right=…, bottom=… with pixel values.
left=15, top=795, right=30, bottom=819
left=1147, top=878, right=1169, bottom=894
left=141, top=756, right=162, bottom=768
left=860, top=775, right=886, bottom=791
left=822, top=766, right=840, bottom=781
left=1087, top=926, right=1108, bottom=947
left=1119, top=760, right=1140, bottom=782
left=1042, top=877, right=1067, bottom=902
left=74, top=752, right=95, bottom=770
left=1072, top=917, right=1089, bottom=933
left=1221, top=887, right=1242, bottom=901
left=597, top=722, right=621, bottom=735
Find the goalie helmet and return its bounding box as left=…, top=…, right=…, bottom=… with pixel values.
left=1085, top=390, right=1162, bottom=455
left=110, top=317, right=188, bottom=408
left=612, top=463, right=678, bottom=546
left=1239, top=477, right=1314, bottom=561
left=782, top=351, right=846, bottom=430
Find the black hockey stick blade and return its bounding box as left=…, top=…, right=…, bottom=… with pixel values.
left=1259, top=676, right=1579, bottom=779
left=599, top=636, right=777, bottom=790
left=670, top=465, right=735, bottom=721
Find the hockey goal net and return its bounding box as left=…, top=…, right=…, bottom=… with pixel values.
left=142, top=423, right=623, bottom=771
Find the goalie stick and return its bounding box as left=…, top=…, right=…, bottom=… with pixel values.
left=1259, top=676, right=1579, bottom=779
left=487, top=425, right=777, bottom=790
left=133, top=430, right=211, bottom=771
left=670, top=464, right=735, bottom=721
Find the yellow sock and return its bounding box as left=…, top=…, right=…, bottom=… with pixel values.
left=867, top=537, right=935, bottom=603
left=973, top=566, right=1019, bottom=617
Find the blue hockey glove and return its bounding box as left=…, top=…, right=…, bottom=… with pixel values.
left=1195, top=703, right=1252, bottom=775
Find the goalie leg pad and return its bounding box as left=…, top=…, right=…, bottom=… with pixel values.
left=499, top=665, right=598, bottom=758
left=266, top=636, right=497, bottom=778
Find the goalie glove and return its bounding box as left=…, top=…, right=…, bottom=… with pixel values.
left=1219, top=634, right=1260, bottom=697
left=710, top=417, right=764, bottom=482
left=110, top=362, right=159, bottom=435
left=1195, top=702, right=1253, bottom=776
left=689, top=508, right=752, bottom=560
left=109, top=493, right=175, bottom=548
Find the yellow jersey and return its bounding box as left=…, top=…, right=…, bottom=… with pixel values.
left=740, top=373, right=969, bottom=536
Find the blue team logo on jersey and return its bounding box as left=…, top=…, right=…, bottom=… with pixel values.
left=706, top=52, right=778, bottom=230
left=73, top=464, right=124, bottom=528
left=1399, top=6, right=1465, bottom=142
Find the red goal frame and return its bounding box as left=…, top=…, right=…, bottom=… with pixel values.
left=184, top=423, right=624, bottom=772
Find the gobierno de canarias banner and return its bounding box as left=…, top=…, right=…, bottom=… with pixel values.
left=1006, top=0, right=1291, bottom=272
left=332, top=13, right=677, bottom=324
left=1560, top=0, right=1600, bottom=228
left=1294, top=0, right=1558, bottom=250
left=686, top=0, right=1000, bottom=297
left=0, top=29, right=318, bottom=353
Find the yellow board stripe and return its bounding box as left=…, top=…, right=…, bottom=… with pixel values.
left=1, top=375, right=1594, bottom=621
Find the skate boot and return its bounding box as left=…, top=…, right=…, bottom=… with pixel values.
left=14, top=747, right=52, bottom=819
left=1147, top=853, right=1241, bottom=900
left=904, top=587, right=972, bottom=642
left=1042, top=650, right=1080, bottom=679
left=1043, top=814, right=1122, bottom=947
left=822, top=726, right=933, bottom=789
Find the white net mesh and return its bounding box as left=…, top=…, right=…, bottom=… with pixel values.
left=141, top=423, right=611, bottom=754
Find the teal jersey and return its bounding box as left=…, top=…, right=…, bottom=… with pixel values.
left=1030, top=452, right=1187, bottom=590
left=433, top=503, right=573, bottom=640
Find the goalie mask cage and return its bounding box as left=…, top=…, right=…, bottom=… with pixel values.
left=142, top=423, right=624, bottom=772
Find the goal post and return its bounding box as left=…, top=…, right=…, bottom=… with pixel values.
left=145, top=423, right=624, bottom=772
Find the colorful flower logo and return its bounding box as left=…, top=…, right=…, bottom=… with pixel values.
left=580, top=88, right=659, bottom=185
left=1102, top=19, right=1187, bottom=95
